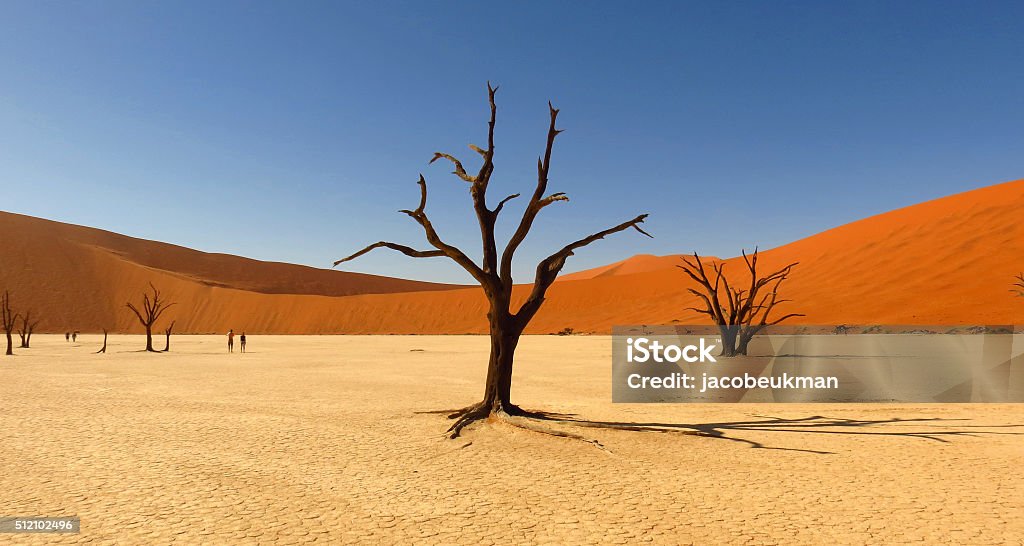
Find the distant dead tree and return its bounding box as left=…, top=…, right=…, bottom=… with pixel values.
left=336, top=84, right=650, bottom=437
left=679, top=248, right=803, bottom=356
left=126, top=283, right=176, bottom=352
left=95, top=329, right=108, bottom=354
left=162, top=320, right=175, bottom=352
left=17, top=310, right=40, bottom=348
left=1013, top=273, right=1024, bottom=297
left=1, top=291, right=17, bottom=356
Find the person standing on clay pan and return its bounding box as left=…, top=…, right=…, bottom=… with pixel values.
left=227, top=329, right=235, bottom=353
left=240, top=332, right=246, bottom=353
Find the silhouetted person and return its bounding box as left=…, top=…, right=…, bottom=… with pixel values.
left=72, top=331, right=78, bottom=343
left=65, top=332, right=70, bottom=342
left=227, top=329, right=234, bottom=353
left=239, top=332, right=246, bottom=353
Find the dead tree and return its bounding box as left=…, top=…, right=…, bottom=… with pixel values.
left=162, top=320, right=175, bottom=352
left=1, top=291, right=16, bottom=356
left=17, top=310, right=40, bottom=348
left=336, top=84, right=650, bottom=437
left=1013, top=273, right=1024, bottom=297
left=126, top=283, right=175, bottom=352
left=678, top=248, right=802, bottom=356
left=95, top=329, right=108, bottom=354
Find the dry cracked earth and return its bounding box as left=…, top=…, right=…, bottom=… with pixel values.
left=1, top=335, right=1022, bottom=545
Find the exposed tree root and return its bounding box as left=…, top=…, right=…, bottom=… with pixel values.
left=445, top=402, right=492, bottom=438
left=441, top=401, right=608, bottom=450
left=447, top=402, right=489, bottom=420
left=500, top=413, right=609, bottom=451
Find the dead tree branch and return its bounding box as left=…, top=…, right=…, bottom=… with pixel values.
left=126, top=283, right=176, bottom=353
left=679, top=248, right=802, bottom=356
left=17, top=310, right=40, bottom=348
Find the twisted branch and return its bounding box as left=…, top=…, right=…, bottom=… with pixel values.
left=334, top=241, right=445, bottom=266
left=499, top=101, right=563, bottom=289
left=429, top=153, right=476, bottom=183
left=126, top=282, right=176, bottom=327
left=679, top=249, right=801, bottom=352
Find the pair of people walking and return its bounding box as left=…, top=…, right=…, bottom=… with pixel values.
left=227, top=329, right=246, bottom=353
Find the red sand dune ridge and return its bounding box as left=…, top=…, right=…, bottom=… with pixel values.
left=557, top=254, right=689, bottom=281
left=1, top=178, right=1023, bottom=334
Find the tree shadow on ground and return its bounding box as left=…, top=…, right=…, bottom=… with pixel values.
left=423, top=408, right=1024, bottom=454
left=527, top=411, right=1024, bottom=454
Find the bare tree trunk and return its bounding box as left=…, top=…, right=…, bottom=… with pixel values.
left=145, top=326, right=154, bottom=352
left=1, top=291, right=16, bottom=356
left=96, top=329, right=108, bottom=354
left=737, top=325, right=765, bottom=356
left=736, top=332, right=752, bottom=356
left=481, top=317, right=520, bottom=412
left=162, top=320, right=175, bottom=352
left=718, top=325, right=739, bottom=357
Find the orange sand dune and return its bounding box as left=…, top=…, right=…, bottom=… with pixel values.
left=1, top=178, right=1023, bottom=334
left=559, top=253, right=725, bottom=281
left=0, top=211, right=460, bottom=333
left=0, top=212, right=461, bottom=297
left=559, top=254, right=686, bottom=280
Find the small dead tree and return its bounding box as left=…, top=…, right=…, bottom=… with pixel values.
left=95, top=329, right=108, bottom=354
left=126, top=283, right=176, bottom=352
left=17, top=310, right=40, bottom=348
left=1013, top=273, right=1024, bottom=297
left=163, top=320, right=175, bottom=352
left=1, top=291, right=17, bottom=356
left=679, top=248, right=803, bottom=356
left=336, top=84, right=650, bottom=437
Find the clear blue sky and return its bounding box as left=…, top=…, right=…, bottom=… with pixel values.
left=1, top=1, right=1021, bottom=283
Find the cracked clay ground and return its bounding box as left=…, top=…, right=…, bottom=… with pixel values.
left=1, top=335, right=1022, bottom=544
